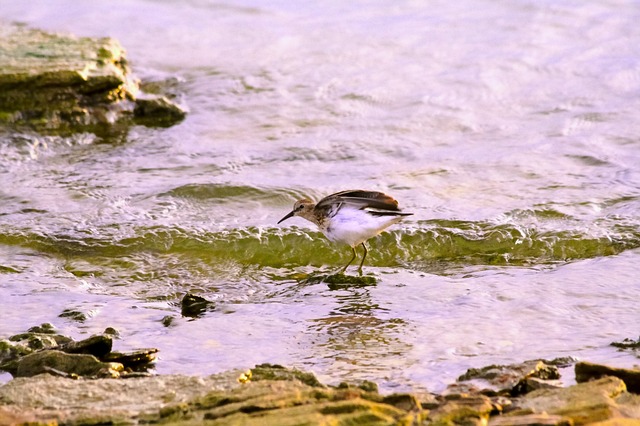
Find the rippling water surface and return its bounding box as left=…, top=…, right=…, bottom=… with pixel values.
left=1, top=0, right=639, bottom=391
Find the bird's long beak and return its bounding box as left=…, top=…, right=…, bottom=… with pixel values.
left=277, top=210, right=295, bottom=224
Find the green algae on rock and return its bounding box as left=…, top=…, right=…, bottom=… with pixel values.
left=0, top=325, right=157, bottom=378
left=0, top=23, right=185, bottom=132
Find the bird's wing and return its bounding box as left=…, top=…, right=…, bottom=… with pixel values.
left=317, top=190, right=401, bottom=212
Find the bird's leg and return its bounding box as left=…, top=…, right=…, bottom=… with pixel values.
left=339, top=246, right=357, bottom=275
left=357, top=242, right=368, bottom=276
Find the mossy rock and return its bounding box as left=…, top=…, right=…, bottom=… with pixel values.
left=0, top=23, right=185, bottom=133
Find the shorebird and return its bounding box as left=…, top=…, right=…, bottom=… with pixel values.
left=278, top=190, right=413, bottom=275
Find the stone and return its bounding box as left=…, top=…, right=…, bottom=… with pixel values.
left=59, top=334, right=113, bottom=358
left=133, top=95, right=186, bottom=127
left=0, top=23, right=185, bottom=133
left=428, top=394, right=495, bottom=425
left=381, top=393, right=422, bottom=411
left=14, top=350, right=119, bottom=378
left=101, top=348, right=158, bottom=371
left=489, top=413, right=572, bottom=425
left=58, top=308, right=88, bottom=322
left=575, top=361, right=640, bottom=394
left=26, top=323, right=57, bottom=334
left=457, top=359, right=563, bottom=396
left=249, top=363, right=324, bottom=387
left=611, top=337, right=640, bottom=351
left=181, top=293, right=215, bottom=318
left=515, top=376, right=627, bottom=424
left=0, top=371, right=242, bottom=425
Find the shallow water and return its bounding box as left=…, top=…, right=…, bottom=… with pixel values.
left=1, top=0, right=639, bottom=391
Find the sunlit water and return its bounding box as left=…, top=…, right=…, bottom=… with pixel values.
left=1, top=0, right=639, bottom=391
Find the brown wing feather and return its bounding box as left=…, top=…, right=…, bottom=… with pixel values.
left=317, top=190, right=401, bottom=211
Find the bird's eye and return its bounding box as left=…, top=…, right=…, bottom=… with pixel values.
left=297, top=205, right=304, bottom=211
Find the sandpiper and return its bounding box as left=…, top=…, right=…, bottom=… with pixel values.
left=278, top=190, right=413, bottom=274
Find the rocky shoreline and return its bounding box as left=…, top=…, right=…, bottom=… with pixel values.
left=1, top=323, right=639, bottom=425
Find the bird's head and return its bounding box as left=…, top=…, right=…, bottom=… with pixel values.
left=278, top=198, right=315, bottom=224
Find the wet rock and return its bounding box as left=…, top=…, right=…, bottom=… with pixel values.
left=611, top=337, right=640, bottom=358
left=27, top=323, right=57, bottom=334
left=305, top=273, right=377, bottom=288
left=1, top=327, right=73, bottom=372
left=133, top=95, right=186, bottom=127
left=457, top=359, right=563, bottom=396
left=162, top=315, right=176, bottom=327
left=575, top=361, right=640, bottom=394
left=181, top=293, right=215, bottom=318
left=248, top=363, right=324, bottom=387
left=0, top=23, right=185, bottom=133
left=15, top=350, right=121, bottom=378
left=59, top=334, right=112, bottom=358
left=1, top=326, right=157, bottom=379
left=102, top=348, right=158, bottom=371
left=58, top=308, right=88, bottom=322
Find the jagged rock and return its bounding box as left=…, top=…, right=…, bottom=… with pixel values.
left=248, top=363, right=324, bottom=387
left=192, top=379, right=416, bottom=426
left=26, top=323, right=57, bottom=334
left=133, top=95, right=186, bottom=127
left=0, top=371, right=242, bottom=425
left=611, top=337, right=640, bottom=351
left=1, top=361, right=640, bottom=425
left=0, top=325, right=157, bottom=378
left=58, top=308, right=89, bottom=322
left=15, top=350, right=122, bottom=378
left=456, top=359, right=564, bottom=395
left=102, top=348, right=158, bottom=371
left=1, top=327, right=73, bottom=372
left=181, top=293, right=215, bottom=318
left=59, top=334, right=112, bottom=358
left=575, top=361, right=640, bottom=394
left=514, top=376, right=632, bottom=424
left=0, top=23, right=184, bottom=133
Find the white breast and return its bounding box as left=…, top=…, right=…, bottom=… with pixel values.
left=321, top=206, right=404, bottom=247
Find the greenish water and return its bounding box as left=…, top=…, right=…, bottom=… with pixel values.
left=1, top=1, right=640, bottom=391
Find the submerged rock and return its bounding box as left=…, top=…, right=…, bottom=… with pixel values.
left=181, top=293, right=215, bottom=318
left=0, top=23, right=185, bottom=133
left=611, top=336, right=640, bottom=355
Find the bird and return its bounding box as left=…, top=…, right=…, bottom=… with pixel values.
left=277, top=190, right=413, bottom=275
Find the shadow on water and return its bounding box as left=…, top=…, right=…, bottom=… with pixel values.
left=305, top=279, right=414, bottom=385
